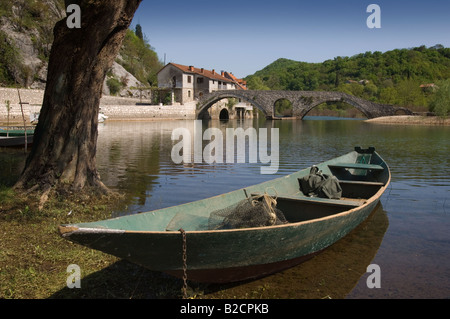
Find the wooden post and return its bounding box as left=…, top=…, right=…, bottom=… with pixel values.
left=17, top=88, right=28, bottom=152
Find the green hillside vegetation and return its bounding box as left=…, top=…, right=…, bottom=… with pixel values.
left=117, top=26, right=163, bottom=88
left=246, top=45, right=450, bottom=117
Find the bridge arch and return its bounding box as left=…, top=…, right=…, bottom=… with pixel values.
left=273, top=98, right=293, bottom=117
left=297, top=94, right=373, bottom=119
left=196, top=92, right=269, bottom=119
left=219, top=108, right=229, bottom=120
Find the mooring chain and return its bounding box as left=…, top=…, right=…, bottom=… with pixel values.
left=179, top=228, right=188, bottom=299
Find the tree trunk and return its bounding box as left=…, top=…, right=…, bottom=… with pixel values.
left=15, top=0, right=142, bottom=195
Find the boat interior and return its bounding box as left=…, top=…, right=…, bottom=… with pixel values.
left=250, top=148, right=388, bottom=223
left=74, top=148, right=389, bottom=232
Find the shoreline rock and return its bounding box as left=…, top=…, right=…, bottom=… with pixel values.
left=365, top=115, right=449, bottom=126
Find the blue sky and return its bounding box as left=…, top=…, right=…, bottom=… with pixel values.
left=132, top=0, right=450, bottom=78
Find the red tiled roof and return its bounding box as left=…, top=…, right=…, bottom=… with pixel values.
left=169, top=63, right=232, bottom=83
left=223, top=71, right=247, bottom=90
left=159, top=63, right=247, bottom=90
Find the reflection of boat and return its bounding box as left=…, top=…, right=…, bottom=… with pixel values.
left=0, top=135, right=34, bottom=147
left=59, top=147, right=390, bottom=283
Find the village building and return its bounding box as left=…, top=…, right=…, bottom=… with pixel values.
left=157, top=63, right=253, bottom=119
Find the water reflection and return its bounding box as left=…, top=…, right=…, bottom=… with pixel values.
left=203, top=203, right=389, bottom=299
left=96, top=119, right=450, bottom=216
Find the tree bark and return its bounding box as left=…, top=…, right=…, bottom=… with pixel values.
left=15, top=0, right=142, bottom=195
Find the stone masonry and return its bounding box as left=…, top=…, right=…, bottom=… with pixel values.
left=197, top=90, right=413, bottom=119
left=1, top=88, right=413, bottom=123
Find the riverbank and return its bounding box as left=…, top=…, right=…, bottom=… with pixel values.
left=365, top=115, right=450, bottom=125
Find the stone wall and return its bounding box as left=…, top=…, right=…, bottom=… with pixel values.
left=100, top=103, right=196, bottom=120
left=0, top=88, right=196, bottom=122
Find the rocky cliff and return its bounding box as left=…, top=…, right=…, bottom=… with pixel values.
left=0, top=0, right=152, bottom=99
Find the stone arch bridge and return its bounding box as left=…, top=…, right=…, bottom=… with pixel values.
left=196, top=90, right=412, bottom=119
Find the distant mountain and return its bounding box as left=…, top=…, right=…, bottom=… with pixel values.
left=0, top=0, right=162, bottom=98
left=245, top=46, right=450, bottom=110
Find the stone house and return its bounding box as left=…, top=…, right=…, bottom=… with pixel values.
left=157, top=63, right=247, bottom=104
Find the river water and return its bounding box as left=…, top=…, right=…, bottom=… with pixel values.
left=1, top=117, right=449, bottom=298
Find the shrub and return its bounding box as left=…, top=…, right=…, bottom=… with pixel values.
left=106, top=77, right=122, bottom=96
left=429, top=80, right=450, bottom=117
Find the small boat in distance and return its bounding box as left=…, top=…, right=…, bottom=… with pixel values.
left=59, top=147, right=390, bottom=283
left=0, top=128, right=35, bottom=136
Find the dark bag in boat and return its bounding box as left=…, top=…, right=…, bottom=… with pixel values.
left=298, top=166, right=342, bottom=199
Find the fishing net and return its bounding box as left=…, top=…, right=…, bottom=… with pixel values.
left=208, top=192, right=288, bottom=230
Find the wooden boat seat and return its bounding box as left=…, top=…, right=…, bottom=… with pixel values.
left=338, top=180, right=385, bottom=186
left=251, top=192, right=362, bottom=207
left=328, top=163, right=384, bottom=171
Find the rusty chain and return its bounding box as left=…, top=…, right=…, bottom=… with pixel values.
left=179, top=228, right=187, bottom=299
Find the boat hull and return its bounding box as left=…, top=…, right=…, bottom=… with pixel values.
left=59, top=147, right=390, bottom=283
left=60, top=198, right=381, bottom=283
left=0, top=135, right=33, bottom=147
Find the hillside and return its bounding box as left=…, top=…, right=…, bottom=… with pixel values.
left=245, top=46, right=450, bottom=113
left=0, top=0, right=162, bottom=97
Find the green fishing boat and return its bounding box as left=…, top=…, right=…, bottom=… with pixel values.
left=59, top=147, right=390, bottom=283
left=0, top=129, right=35, bottom=137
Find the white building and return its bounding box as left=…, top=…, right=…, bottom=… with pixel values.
left=157, top=63, right=247, bottom=103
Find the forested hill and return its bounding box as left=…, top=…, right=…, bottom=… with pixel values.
left=245, top=45, right=450, bottom=110
left=0, top=0, right=162, bottom=95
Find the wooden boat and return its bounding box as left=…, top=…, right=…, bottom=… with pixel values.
left=0, top=135, right=33, bottom=147
left=59, top=147, right=390, bottom=283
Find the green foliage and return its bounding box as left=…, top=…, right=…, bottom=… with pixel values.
left=135, top=24, right=143, bottom=40
left=106, top=77, right=122, bottom=96
left=274, top=99, right=293, bottom=117
left=119, top=29, right=163, bottom=87
left=246, top=76, right=270, bottom=90
left=245, top=45, right=450, bottom=112
left=429, top=80, right=450, bottom=117
left=0, top=31, right=21, bottom=85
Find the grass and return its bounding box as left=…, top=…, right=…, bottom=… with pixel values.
left=0, top=186, right=187, bottom=299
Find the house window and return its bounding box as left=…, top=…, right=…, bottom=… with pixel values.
left=197, top=77, right=204, bottom=84
left=187, top=76, right=191, bottom=83
left=188, top=90, right=191, bottom=97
